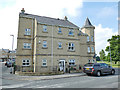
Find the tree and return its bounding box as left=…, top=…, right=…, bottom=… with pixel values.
left=99, top=49, right=106, bottom=61
left=105, top=35, right=120, bottom=64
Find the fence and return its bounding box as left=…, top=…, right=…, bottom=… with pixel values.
left=15, top=64, right=83, bottom=74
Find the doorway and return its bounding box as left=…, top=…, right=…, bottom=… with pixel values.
left=59, top=60, right=65, bottom=72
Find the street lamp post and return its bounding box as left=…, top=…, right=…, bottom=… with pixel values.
left=10, top=35, right=14, bottom=74
left=109, top=42, right=112, bottom=66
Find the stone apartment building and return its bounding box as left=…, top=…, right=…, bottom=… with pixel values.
left=0, top=49, right=16, bottom=62
left=16, top=8, right=96, bottom=73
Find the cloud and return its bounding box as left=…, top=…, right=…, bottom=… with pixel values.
left=15, top=0, right=83, bottom=18
left=96, top=7, right=116, bottom=18
left=95, top=24, right=117, bottom=56
left=0, top=0, right=83, bottom=50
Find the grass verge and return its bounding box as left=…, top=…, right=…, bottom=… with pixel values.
left=97, top=61, right=120, bottom=68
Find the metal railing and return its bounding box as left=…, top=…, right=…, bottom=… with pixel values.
left=15, top=64, right=83, bottom=73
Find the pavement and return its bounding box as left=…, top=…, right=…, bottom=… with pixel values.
left=2, top=72, right=85, bottom=81
left=1, top=62, right=85, bottom=81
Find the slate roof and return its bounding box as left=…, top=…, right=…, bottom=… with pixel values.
left=82, top=17, right=95, bottom=28
left=2, top=49, right=9, bottom=53
left=78, top=30, right=88, bottom=36
left=19, top=13, right=79, bottom=28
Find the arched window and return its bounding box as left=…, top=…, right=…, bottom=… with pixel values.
left=91, top=36, right=94, bottom=42
left=88, top=47, right=90, bottom=53
left=87, top=36, right=89, bottom=42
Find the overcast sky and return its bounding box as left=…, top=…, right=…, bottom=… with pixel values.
left=0, top=0, right=119, bottom=56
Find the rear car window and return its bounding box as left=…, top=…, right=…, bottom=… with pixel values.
left=84, top=63, right=94, bottom=67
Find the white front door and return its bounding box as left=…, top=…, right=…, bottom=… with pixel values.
left=59, top=60, right=65, bottom=72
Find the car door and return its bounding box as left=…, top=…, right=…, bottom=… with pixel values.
left=100, top=63, right=106, bottom=74
left=104, top=64, right=111, bottom=73
left=103, top=63, right=110, bottom=73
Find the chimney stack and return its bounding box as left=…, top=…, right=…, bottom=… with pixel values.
left=64, top=16, right=68, bottom=20
left=21, top=8, right=25, bottom=14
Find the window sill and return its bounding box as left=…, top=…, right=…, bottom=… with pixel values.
left=57, top=47, right=63, bottom=49
left=24, top=35, right=31, bottom=36
left=68, top=50, right=75, bottom=52
left=68, top=35, right=74, bottom=37
left=58, top=33, right=63, bottom=35
left=41, top=66, right=47, bottom=68
left=42, top=47, right=48, bottom=49
left=22, top=65, right=30, bottom=67
left=87, top=52, right=95, bottom=54
left=22, top=48, right=32, bottom=50
left=42, top=31, right=48, bottom=33
left=87, top=41, right=95, bottom=43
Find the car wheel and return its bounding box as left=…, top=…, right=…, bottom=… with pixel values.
left=96, top=71, right=101, bottom=77
left=111, top=70, right=115, bottom=75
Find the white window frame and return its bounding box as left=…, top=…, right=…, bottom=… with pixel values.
left=91, top=36, right=93, bottom=42
left=58, top=42, right=62, bottom=48
left=22, top=59, right=30, bottom=66
left=88, top=59, right=91, bottom=63
left=69, top=59, right=75, bottom=66
left=58, top=27, right=62, bottom=33
left=25, top=28, right=31, bottom=35
left=42, top=59, right=47, bottom=66
left=87, top=36, right=89, bottom=42
left=42, top=41, right=47, bottom=48
left=43, top=25, right=47, bottom=32
left=68, top=43, right=75, bottom=51
left=23, top=43, right=31, bottom=49
left=93, top=60, right=95, bottom=63
left=69, top=29, right=74, bottom=35
left=91, top=47, right=94, bottom=52
left=88, top=47, right=90, bottom=53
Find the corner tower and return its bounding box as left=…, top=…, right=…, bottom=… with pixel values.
left=81, top=17, right=96, bottom=63
left=81, top=17, right=95, bottom=37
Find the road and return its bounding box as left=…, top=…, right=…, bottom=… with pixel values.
left=1, top=62, right=120, bottom=88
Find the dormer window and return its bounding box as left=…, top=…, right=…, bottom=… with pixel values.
left=58, top=27, right=62, bottom=34
left=69, top=29, right=74, bottom=35
left=43, top=25, right=47, bottom=32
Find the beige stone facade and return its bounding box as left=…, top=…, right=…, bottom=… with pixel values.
left=16, top=9, right=96, bottom=73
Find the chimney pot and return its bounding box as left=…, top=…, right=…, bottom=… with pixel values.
left=21, top=8, right=25, bottom=14
left=64, top=16, right=68, bottom=20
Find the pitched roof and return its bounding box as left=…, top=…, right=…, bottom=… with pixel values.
left=82, top=17, right=95, bottom=28
left=2, top=49, right=9, bottom=53
left=19, top=13, right=79, bottom=28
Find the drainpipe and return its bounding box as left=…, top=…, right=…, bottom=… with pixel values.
left=51, top=25, right=53, bottom=71
left=31, top=17, right=34, bottom=72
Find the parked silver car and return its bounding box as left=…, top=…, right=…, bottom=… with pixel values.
left=83, top=63, right=115, bottom=76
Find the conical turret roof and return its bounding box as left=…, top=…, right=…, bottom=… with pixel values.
left=82, top=17, right=95, bottom=28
